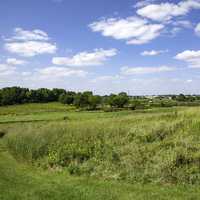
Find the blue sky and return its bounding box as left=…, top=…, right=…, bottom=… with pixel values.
left=0, top=0, right=200, bottom=95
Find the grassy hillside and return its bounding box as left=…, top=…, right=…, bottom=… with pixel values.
left=1, top=103, right=200, bottom=199
left=2, top=148, right=200, bottom=200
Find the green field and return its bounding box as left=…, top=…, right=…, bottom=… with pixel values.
left=1, top=103, right=200, bottom=199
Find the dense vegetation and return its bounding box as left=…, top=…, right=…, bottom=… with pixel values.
left=0, top=104, right=200, bottom=185
left=1, top=101, right=200, bottom=198
left=1, top=86, right=200, bottom=110
left=1, top=148, right=199, bottom=200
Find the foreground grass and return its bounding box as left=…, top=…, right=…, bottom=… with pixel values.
left=1, top=145, right=200, bottom=200
left=2, top=103, right=200, bottom=199
left=4, top=106, right=200, bottom=184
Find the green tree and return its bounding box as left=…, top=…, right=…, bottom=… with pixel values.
left=177, top=94, right=186, bottom=102
left=52, top=88, right=66, bottom=101
left=108, top=93, right=129, bottom=108
left=88, top=95, right=102, bottom=110
left=59, top=91, right=76, bottom=105
left=74, top=91, right=93, bottom=108
left=0, top=87, right=28, bottom=105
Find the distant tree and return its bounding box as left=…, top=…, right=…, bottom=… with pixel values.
left=177, top=94, right=186, bottom=102
left=59, top=91, right=76, bottom=105
left=114, top=92, right=129, bottom=108
left=0, top=91, right=2, bottom=106
left=129, top=100, right=140, bottom=110
left=26, top=90, right=39, bottom=103
left=88, top=95, right=102, bottom=110
left=25, top=88, right=54, bottom=103
left=108, top=93, right=129, bottom=108
left=74, top=91, right=93, bottom=108
left=107, top=94, right=117, bottom=107
left=52, top=88, right=66, bottom=101
left=0, top=87, right=28, bottom=105
left=186, top=95, right=195, bottom=102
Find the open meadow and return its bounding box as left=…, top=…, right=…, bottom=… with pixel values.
left=1, top=103, right=200, bottom=199
left=1, top=0, right=200, bottom=198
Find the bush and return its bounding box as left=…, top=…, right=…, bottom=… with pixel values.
left=0, top=131, right=6, bottom=138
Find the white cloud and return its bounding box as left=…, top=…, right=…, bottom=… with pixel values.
left=141, top=49, right=168, bottom=56
left=36, top=66, right=87, bottom=79
left=175, top=50, right=200, bottom=68
left=4, top=28, right=57, bottom=57
left=170, top=27, right=182, bottom=37
left=5, top=41, right=57, bottom=57
left=195, top=23, right=200, bottom=36
left=52, top=48, right=117, bottom=67
left=21, top=71, right=32, bottom=76
left=167, top=20, right=193, bottom=37
left=121, top=66, right=174, bottom=75
left=6, top=58, right=27, bottom=65
left=6, top=28, right=49, bottom=41
left=172, top=20, right=193, bottom=29
left=89, top=17, right=164, bottom=45
left=186, top=79, right=193, bottom=83
left=137, top=0, right=200, bottom=22
left=134, top=0, right=158, bottom=8
left=91, top=75, right=122, bottom=83
left=0, top=64, right=16, bottom=76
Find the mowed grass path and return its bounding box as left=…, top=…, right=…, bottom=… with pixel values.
left=1, top=103, right=200, bottom=199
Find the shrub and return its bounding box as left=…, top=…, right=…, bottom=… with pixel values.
left=0, top=131, right=6, bottom=138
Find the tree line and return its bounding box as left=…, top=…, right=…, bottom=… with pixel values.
left=0, top=87, right=129, bottom=109
left=1, top=87, right=200, bottom=110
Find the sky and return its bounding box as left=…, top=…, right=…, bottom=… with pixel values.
left=0, top=0, right=200, bottom=95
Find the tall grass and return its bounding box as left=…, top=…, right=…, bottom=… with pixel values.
left=3, top=107, right=200, bottom=184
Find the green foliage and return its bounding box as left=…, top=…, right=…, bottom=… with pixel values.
left=0, top=87, right=28, bottom=105
left=0, top=87, right=67, bottom=106
left=0, top=130, right=6, bottom=138
left=1, top=149, right=200, bottom=200
left=74, top=91, right=91, bottom=108
left=73, top=91, right=102, bottom=110
left=1, top=86, right=200, bottom=111
left=107, top=93, right=129, bottom=108
left=2, top=105, right=200, bottom=185
left=88, top=95, right=102, bottom=110
left=2, top=104, right=200, bottom=198
left=59, top=91, right=76, bottom=105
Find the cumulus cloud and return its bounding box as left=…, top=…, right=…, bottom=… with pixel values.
left=0, top=64, right=16, bottom=76
left=134, top=0, right=158, bottom=8
left=36, top=66, right=87, bottom=79
left=172, top=20, right=193, bottom=28
left=186, top=79, right=193, bottom=83
left=175, top=50, right=200, bottom=68
left=91, top=75, right=122, bottom=83
left=21, top=71, right=32, bottom=76
left=121, top=66, right=174, bottom=75
left=89, top=17, right=164, bottom=45
left=141, top=49, right=168, bottom=56
left=52, top=48, right=117, bottom=67
left=6, top=58, right=27, bottom=65
left=5, top=41, right=57, bottom=57
left=6, top=28, right=50, bottom=41
left=137, top=0, right=200, bottom=22
left=195, top=23, right=200, bottom=36
left=4, top=28, right=57, bottom=57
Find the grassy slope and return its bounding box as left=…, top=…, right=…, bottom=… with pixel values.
left=1, top=103, right=200, bottom=199
left=1, top=144, right=200, bottom=200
